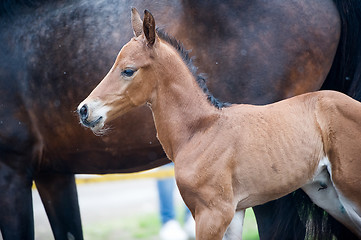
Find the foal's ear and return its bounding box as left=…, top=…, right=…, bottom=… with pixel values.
left=131, top=8, right=143, bottom=37
left=143, top=10, right=156, bottom=47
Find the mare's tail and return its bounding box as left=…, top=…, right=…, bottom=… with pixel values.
left=270, top=0, right=361, bottom=239
left=266, top=190, right=358, bottom=239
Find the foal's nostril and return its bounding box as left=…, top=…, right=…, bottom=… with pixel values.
left=79, top=104, right=88, bottom=119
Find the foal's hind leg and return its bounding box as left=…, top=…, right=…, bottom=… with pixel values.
left=35, top=172, right=83, bottom=240
left=0, top=162, right=34, bottom=240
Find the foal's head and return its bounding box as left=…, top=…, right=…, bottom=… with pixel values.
left=77, top=9, right=162, bottom=134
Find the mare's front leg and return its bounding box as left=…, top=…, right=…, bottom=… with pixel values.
left=34, top=172, right=83, bottom=240
left=0, top=162, right=34, bottom=240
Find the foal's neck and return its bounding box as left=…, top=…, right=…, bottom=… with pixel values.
left=150, top=41, right=220, bottom=161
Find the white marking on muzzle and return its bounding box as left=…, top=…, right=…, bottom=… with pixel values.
left=78, top=100, right=111, bottom=134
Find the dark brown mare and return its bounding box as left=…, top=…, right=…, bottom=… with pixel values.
left=1, top=0, right=361, bottom=239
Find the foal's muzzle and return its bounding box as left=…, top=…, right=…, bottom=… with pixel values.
left=78, top=104, right=103, bottom=128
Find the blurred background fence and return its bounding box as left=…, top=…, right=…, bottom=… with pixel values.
left=31, top=168, right=259, bottom=240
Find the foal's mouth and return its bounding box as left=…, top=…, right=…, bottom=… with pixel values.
left=80, top=116, right=103, bottom=128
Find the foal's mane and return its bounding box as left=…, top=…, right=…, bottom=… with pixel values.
left=156, top=29, right=230, bottom=109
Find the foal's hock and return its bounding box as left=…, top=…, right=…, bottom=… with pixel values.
left=78, top=9, right=361, bottom=239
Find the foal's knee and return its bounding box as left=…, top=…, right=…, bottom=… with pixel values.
left=196, top=206, right=235, bottom=240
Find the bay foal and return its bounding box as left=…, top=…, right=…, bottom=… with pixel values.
left=78, top=9, right=361, bottom=239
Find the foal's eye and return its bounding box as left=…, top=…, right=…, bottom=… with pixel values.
left=121, top=69, right=136, bottom=78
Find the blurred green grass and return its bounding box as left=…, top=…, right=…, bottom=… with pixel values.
left=84, top=208, right=259, bottom=240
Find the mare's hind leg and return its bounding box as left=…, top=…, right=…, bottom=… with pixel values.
left=252, top=192, right=306, bottom=240
left=0, top=162, right=34, bottom=240
left=34, top=173, right=83, bottom=240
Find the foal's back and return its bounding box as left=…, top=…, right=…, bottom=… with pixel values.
left=218, top=90, right=361, bottom=209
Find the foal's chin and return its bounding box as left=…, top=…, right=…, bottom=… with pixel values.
left=80, top=119, right=108, bottom=136
left=91, top=123, right=109, bottom=136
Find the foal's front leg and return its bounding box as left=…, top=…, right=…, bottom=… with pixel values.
left=175, top=162, right=237, bottom=239
left=223, top=209, right=245, bottom=240
left=195, top=204, right=235, bottom=240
